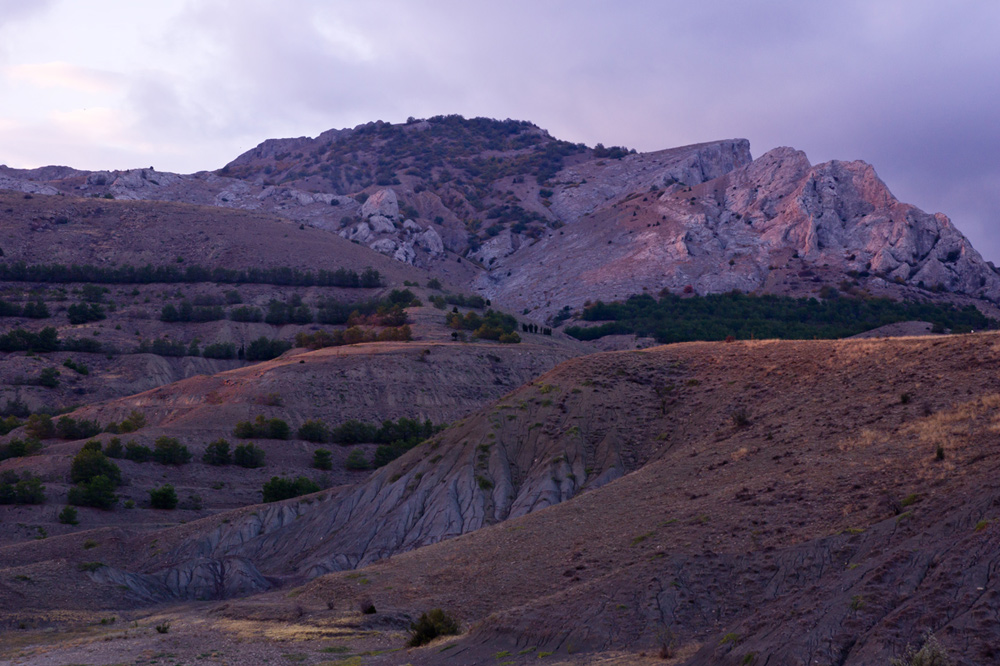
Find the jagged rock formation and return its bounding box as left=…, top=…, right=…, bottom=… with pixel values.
left=474, top=146, right=1000, bottom=318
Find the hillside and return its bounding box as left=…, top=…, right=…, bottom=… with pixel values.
left=6, top=116, right=997, bottom=326
left=4, top=332, right=1000, bottom=664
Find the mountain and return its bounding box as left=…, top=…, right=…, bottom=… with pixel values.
left=5, top=115, right=998, bottom=326
left=4, top=115, right=1000, bottom=665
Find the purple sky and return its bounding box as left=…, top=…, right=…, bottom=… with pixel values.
left=1, top=0, right=999, bottom=262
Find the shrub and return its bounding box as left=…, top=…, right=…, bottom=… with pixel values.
left=234, top=443, right=265, bottom=468
left=152, top=437, right=191, bottom=465
left=118, top=410, right=146, bottom=433
left=298, top=419, right=330, bottom=443
left=261, top=476, right=320, bottom=502
left=0, top=437, right=42, bottom=461
left=0, top=415, right=22, bottom=436
left=58, top=506, right=79, bottom=525
left=67, top=302, right=105, bottom=325
left=67, top=475, right=117, bottom=509
left=24, top=414, right=54, bottom=439
left=14, top=474, right=46, bottom=504
left=38, top=367, right=60, bottom=388
left=234, top=415, right=290, bottom=440
left=70, top=448, right=122, bottom=486
left=345, top=448, right=370, bottom=470
left=229, top=306, right=263, bottom=322
left=312, top=448, right=333, bottom=470
left=56, top=416, right=102, bottom=440
left=202, top=439, right=232, bottom=465
left=103, top=438, right=124, bottom=458
left=149, top=484, right=178, bottom=510
left=245, top=336, right=291, bottom=361
left=408, top=608, right=460, bottom=647
left=124, top=441, right=152, bottom=462
left=202, top=342, right=237, bottom=359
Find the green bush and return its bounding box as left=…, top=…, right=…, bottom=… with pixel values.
left=345, top=448, right=370, bottom=470
left=202, top=439, right=232, bottom=465
left=312, top=448, right=333, bottom=470
left=0, top=415, right=22, bottom=436
left=124, top=441, right=152, bottom=462
left=56, top=416, right=102, bottom=440
left=38, top=367, right=60, bottom=388
left=70, top=448, right=122, bottom=486
left=0, top=437, right=42, bottom=461
left=149, top=484, right=178, bottom=510
left=67, top=475, right=117, bottom=509
left=408, top=608, right=460, bottom=647
left=234, top=443, right=265, bottom=468
left=234, top=415, right=290, bottom=440
left=245, top=337, right=291, bottom=361
left=152, top=437, right=191, bottom=465
left=13, top=474, right=46, bottom=504
left=261, top=476, right=320, bottom=503
left=298, top=420, right=330, bottom=443
left=24, top=414, right=54, bottom=439
left=202, top=342, right=237, bottom=359
left=103, top=438, right=124, bottom=458
left=58, top=505, right=79, bottom=525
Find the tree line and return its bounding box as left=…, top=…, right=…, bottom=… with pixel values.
left=0, top=262, right=382, bottom=288
left=566, top=291, right=997, bottom=342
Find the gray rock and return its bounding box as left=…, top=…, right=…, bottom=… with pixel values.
left=360, top=188, right=398, bottom=221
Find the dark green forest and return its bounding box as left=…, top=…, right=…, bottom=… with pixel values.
left=565, top=292, right=996, bottom=343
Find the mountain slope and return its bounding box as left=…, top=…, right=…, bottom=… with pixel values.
left=5, top=116, right=999, bottom=327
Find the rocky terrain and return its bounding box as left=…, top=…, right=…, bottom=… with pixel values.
left=4, top=115, right=998, bottom=325
left=4, top=332, right=1000, bottom=664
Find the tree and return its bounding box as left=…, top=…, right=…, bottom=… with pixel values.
left=67, top=475, right=117, bottom=509
left=298, top=420, right=330, bottom=443
left=58, top=506, right=79, bottom=525
left=234, top=443, right=265, bottom=468
left=149, top=484, right=178, bottom=509
left=15, top=475, right=46, bottom=504
left=202, top=439, right=232, bottom=465
left=24, top=414, right=54, bottom=439
left=152, top=437, right=191, bottom=465
left=312, top=448, right=333, bottom=470
left=408, top=609, right=460, bottom=647
left=70, top=448, right=122, bottom=486
left=124, top=441, right=152, bottom=462
left=261, top=476, right=320, bottom=502
left=344, top=448, right=370, bottom=470
left=38, top=367, right=60, bottom=388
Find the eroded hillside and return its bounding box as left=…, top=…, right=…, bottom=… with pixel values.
left=4, top=332, right=1000, bottom=664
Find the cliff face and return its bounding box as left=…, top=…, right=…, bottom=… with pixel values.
left=473, top=146, right=1000, bottom=317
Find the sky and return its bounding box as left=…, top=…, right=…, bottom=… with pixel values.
left=1, top=0, right=999, bottom=261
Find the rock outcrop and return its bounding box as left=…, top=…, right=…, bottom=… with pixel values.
left=473, top=146, right=1000, bottom=318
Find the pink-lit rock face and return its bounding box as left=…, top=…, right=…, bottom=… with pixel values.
left=475, top=145, right=1000, bottom=319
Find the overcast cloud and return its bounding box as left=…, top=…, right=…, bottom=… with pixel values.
left=1, top=0, right=998, bottom=261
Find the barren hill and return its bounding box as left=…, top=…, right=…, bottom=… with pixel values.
left=4, top=332, right=1000, bottom=664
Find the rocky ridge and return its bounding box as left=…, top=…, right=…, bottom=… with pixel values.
left=4, top=117, right=998, bottom=325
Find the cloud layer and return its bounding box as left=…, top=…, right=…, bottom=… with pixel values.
left=1, top=0, right=998, bottom=261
